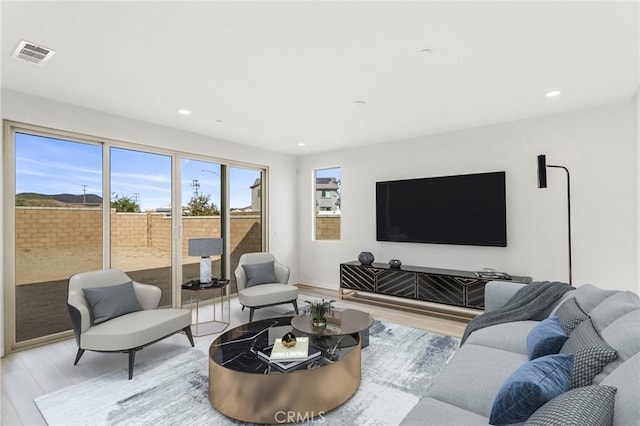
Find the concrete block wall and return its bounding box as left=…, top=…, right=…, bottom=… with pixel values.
left=110, top=210, right=148, bottom=247
left=181, top=216, right=223, bottom=257
left=16, top=207, right=102, bottom=248
left=147, top=213, right=172, bottom=252
left=316, top=216, right=341, bottom=240
left=16, top=207, right=262, bottom=256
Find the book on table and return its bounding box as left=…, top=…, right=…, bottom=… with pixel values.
left=257, top=337, right=321, bottom=370
left=270, top=336, right=311, bottom=361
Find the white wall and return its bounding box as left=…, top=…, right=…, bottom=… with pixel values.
left=0, top=87, right=4, bottom=357
left=298, top=100, right=638, bottom=293
left=637, top=92, right=640, bottom=293
left=1, top=90, right=298, bottom=355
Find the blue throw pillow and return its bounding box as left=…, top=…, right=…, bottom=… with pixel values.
left=82, top=281, right=142, bottom=324
left=242, top=261, right=277, bottom=287
left=527, top=316, right=569, bottom=360
left=489, top=353, right=574, bottom=425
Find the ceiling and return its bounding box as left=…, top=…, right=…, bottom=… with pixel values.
left=2, top=1, right=638, bottom=155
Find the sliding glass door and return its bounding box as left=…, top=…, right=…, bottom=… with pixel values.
left=13, top=132, right=103, bottom=344
left=5, top=122, right=268, bottom=352
left=110, top=148, right=173, bottom=306
left=180, top=159, right=223, bottom=285
left=229, top=166, right=264, bottom=293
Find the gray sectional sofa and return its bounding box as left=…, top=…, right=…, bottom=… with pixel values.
left=401, top=281, right=640, bottom=425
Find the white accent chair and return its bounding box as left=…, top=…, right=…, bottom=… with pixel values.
left=67, top=269, right=193, bottom=379
left=234, top=252, right=298, bottom=322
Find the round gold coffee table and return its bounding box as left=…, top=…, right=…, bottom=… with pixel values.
left=209, top=316, right=361, bottom=424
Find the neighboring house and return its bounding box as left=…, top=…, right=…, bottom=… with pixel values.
left=315, top=177, right=339, bottom=213
left=252, top=176, right=339, bottom=213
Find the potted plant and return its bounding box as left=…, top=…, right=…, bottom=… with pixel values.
left=305, top=298, right=335, bottom=327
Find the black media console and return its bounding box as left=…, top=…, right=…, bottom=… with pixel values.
left=339, top=261, right=531, bottom=310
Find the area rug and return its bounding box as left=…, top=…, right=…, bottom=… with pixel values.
left=35, top=321, right=460, bottom=425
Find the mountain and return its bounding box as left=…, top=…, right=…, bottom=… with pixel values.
left=16, top=193, right=103, bottom=206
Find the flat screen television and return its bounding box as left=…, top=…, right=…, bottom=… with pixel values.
left=376, top=171, right=507, bottom=247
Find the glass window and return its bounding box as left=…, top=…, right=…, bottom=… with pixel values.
left=314, top=167, right=341, bottom=240
left=14, top=132, right=103, bottom=343
left=110, top=148, right=173, bottom=307
left=5, top=123, right=269, bottom=352
left=229, top=167, right=264, bottom=293
left=181, top=159, right=223, bottom=286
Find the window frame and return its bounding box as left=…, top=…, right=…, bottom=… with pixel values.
left=313, top=166, right=341, bottom=241
left=3, top=120, right=268, bottom=353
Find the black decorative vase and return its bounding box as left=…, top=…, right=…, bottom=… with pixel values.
left=358, top=251, right=375, bottom=265
left=388, top=259, right=402, bottom=269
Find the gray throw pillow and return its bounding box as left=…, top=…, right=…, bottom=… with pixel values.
left=524, top=385, right=617, bottom=426
left=82, top=281, right=142, bottom=324
left=554, top=298, right=589, bottom=334
left=560, top=318, right=617, bottom=389
left=242, top=261, right=277, bottom=287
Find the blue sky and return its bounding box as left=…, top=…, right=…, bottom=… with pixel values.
left=15, top=133, right=261, bottom=210
left=316, top=166, right=341, bottom=180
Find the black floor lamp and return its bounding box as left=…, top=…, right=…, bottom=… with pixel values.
left=537, top=154, right=572, bottom=286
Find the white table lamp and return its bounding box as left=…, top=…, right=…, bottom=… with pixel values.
left=188, top=238, right=223, bottom=283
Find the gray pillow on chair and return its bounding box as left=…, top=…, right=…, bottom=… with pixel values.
left=243, top=261, right=277, bottom=287
left=82, top=281, right=142, bottom=324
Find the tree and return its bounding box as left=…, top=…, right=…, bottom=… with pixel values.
left=186, top=193, right=220, bottom=216
left=335, top=178, right=342, bottom=210
left=111, top=194, right=140, bottom=212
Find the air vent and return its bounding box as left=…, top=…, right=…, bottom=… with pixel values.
left=12, top=40, right=55, bottom=65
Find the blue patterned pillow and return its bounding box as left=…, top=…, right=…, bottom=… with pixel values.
left=527, top=316, right=569, bottom=360
left=489, top=353, right=574, bottom=425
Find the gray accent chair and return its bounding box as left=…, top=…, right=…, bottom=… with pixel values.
left=234, top=252, right=298, bottom=322
left=67, top=269, right=194, bottom=379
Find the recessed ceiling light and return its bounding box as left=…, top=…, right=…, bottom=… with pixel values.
left=297, top=143, right=306, bottom=147
left=352, top=100, right=366, bottom=108
left=420, top=48, right=432, bottom=55
left=545, top=90, right=561, bottom=97
left=178, top=109, right=191, bottom=115
left=216, top=119, right=223, bottom=124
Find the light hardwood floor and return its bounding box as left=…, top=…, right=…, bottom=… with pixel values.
left=1, top=287, right=468, bottom=426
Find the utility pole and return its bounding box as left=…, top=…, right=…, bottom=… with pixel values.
left=191, top=179, right=200, bottom=196
left=82, top=185, right=87, bottom=204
